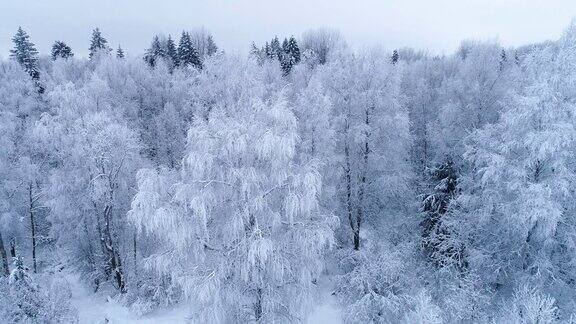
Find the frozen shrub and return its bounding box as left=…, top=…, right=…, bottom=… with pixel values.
left=497, top=285, right=557, bottom=324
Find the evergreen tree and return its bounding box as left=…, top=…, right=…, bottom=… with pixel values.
left=499, top=49, right=507, bottom=71
left=287, top=36, right=301, bottom=63
left=282, top=37, right=289, bottom=55
left=391, top=50, right=399, bottom=65
left=269, top=36, right=281, bottom=59
left=280, top=42, right=293, bottom=76
left=206, top=35, right=218, bottom=56
left=283, top=36, right=302, bottom=75
left=250, top=42, right=266, bottom=65
left=10, top=27, right=39, bottom=78
left=250, top=42, right=260, bottom=57
left=420, top=160, right=466, bottom=270
left=145, top=35, right=165, bottom=67
left=88, top=28, right=111, bottom=59
left=177, top=31, right=202, bottom=69
left=50, top=41, right=73, bottom=61
left=8, top=256, right=41, bottom=321
left=116, top=45, right=125, bottom=59
left=279, top=36, right=301, bottom=75
left=166, top=35, right=179, bottom=67
left=264, top=42, right=271, bottom=58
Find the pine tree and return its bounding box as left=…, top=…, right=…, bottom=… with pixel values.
left=269, top=36, right=281, bottom=59
left=391, top=50, right=399, bottom=65
left=88, top=28, right=111, bottom=59
left=421, top=160, right=465, bottom=270
left=9, top=256, right=30, bottom=287
left=250, top=42, right=260, bottom=57
left=499, top=49, right=507, bottom=71
left=280, top=38, right=291, bottom=75
left=206, top=35, right=218, bottom=56
left=282, top=37, right=289, bottom=55
left=116, top=45, right=125, bottom=59
left=177, top=31, right=202, bottom=69
left=145, top=35, right=163, bottom=67
left=166, top=35, right=179, bottom=67
left=10, top=27, right=39, bottom=78
left=51, top=41, right=73, bottom=61
left=264, top=42, right=271, bottom=58
left=278, top=37, right=301, bottom=75
left=9, top=256, right=42, bottom=321
left=287, top=36, right=301, bottom=63
left=250, top=42, right=266, bottom=65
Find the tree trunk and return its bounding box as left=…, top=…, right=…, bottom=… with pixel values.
left=254, top=287, right=263, bottom=322
left=113, top=250, right=125, bottom=292
left=0, top=231, right=9, bottom=276
left=10, top=238, right=16, bottom=258
left=28, top=182, right=37, bottom=273
left=344, top=136, right=358, bottom=250
left=133, top=231, right=138, bottom=278
left=103, top=204, right=125, bottom=292
left=355, top=109, right=371, bottom=251
left=94, top=204, right=110, bottom=280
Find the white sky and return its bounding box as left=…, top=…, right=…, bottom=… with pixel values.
left=1, top=0, right=575, bottom=58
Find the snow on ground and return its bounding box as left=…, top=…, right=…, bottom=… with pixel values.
left=68, top=273, right=188, bottom=324
left=67, top=273, right=341, bottom=323
left=307, top=277, right=343, bottom=324
left=307, top=301, right=342, bottom=324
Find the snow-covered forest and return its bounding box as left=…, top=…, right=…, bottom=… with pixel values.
left=2, top=21, right=576, bottom=323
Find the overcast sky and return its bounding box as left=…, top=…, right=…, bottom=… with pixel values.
left=1, top=0, right=575, bottom=58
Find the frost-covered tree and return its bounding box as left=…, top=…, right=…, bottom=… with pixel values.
left=0, top=59, right=48, bottom=274
left=166, top=35, right=179, bottom=67
left=287, top=36, right=301, bottom=64
left=129, top=72, right=335, bottom=321
left=10, top=27, right=39, bottom=79
left=441, top=26, right=576, bottom=314
left=0, top=256, right=78, bottom=322
left=51, top=40, right=73, bottom=60
left=420, top=160, right=466, bottom=270
left=495, top=285, right=557, bottom=323
left=321, top=50, right=410, bottom=250
left=402, top=290, right=443, bottom=324
left=434, top=41, right=510, bottom=160
left=178, top=31, right=202, bottom=69
left=455, top=74, right=576, bottom=311
left=7, top=256, right=42, bottom=321
left=44, top=108, right=142, bottom=292
left=207, top=35, right=218, bottom=56
left=116, top=45, right=125, bottom=59
left=144, top=35, right=165, bottom=67
left=391, top=50, right=399, bottom=65
left=400, top=57, right=448, bottom=176
left=301, top=28, right=344, bottom=65
left=88, top=28, right=111, bottom=59
left=189, top=28, right=218, bottom=59
left=144, top=34, right=179, bottom=70
left=279, top=36, right=301, bottom=75
left=268, top=36, right=281, bottom=60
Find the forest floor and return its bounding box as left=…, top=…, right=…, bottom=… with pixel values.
left=67, top=274, right=342, bottom=323
left=306, top=277, right=342, bottom=324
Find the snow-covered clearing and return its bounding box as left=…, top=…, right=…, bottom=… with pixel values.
left=69, top=274, right=187, bottom=323
left=69, top=274, right=342, bottom=323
